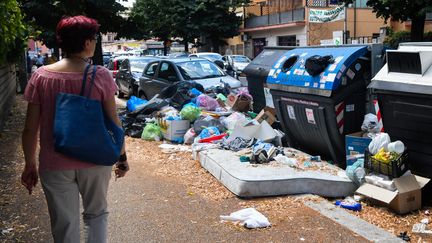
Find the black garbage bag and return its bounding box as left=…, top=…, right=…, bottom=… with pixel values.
left=160, top=81, right=204, bottom=99
left=305, top=55, right=334, bottom=76
left=169, top=91, right=192, bottom=109
left=133, top=99, right=169, bottom=115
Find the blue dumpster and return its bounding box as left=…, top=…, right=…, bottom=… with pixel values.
left=267, top=45, right=379, bottom=167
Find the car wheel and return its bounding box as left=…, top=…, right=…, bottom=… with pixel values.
left=139, top=92, right=147, bottom=100
left=117, top=90, right=124, bottom=98
left=128, top=85, right=134, bottom=97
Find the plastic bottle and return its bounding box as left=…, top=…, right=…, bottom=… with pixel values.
left=335, top=200, right=362, bottom=211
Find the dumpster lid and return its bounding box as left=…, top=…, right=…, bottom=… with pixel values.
left=369, top=43, right=432, bottom=95
left=266, top=45, right=368, bottom=92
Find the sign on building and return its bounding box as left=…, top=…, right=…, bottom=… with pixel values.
left=309, top=5, right=345, bottom=23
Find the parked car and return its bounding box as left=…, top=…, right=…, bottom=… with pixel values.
left=168, top=52, right=189, bottom=58
left=115, top=56, right=159, bottom=98
left=107, top=56, right=127, bottom=81
left=137, top=58, right=242, bottom=100
left=222, top=55, right=251, bottom=72
left=189, top=52, right=223, bottom=62
left=102, top=52, right=112, bottom=67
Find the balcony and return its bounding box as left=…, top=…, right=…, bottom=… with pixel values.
left=244, top=8, right=305, bottom=29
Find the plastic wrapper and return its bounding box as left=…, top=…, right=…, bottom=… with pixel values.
left=368, top=132, right=391, bottom=155
left=198, top=126, right=220, bottom=139
left=141, top=123, right=162, bottom=141
left=345, top=158, right=365, bottom=186
left=361, top=113, right=382, bottom=134
left=180, top=105, right=201, bottom=122
left=196, top=94, right=220, bottom=111
left=126, top=96, right=148, bottom=112
left=183, top=128, right=196, bottom=145
left=220, top=112, right=248, bottom=130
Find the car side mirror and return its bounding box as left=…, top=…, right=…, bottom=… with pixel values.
left=214, top=60, right=224, bottom=69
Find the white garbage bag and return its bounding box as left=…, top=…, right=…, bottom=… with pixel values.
left=220, top=208, right=270, bottom=229
left=368, top=133, right=391, bottom=155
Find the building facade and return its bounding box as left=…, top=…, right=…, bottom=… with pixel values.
left=234, top=0, right=388, bottom=58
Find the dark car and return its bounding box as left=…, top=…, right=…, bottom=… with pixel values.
left=102, top=52, right=112, bottom=67
left=107, top=56, right=127, bottom=81
left=115, top=56, right=159, bottom=98
left=137, top=57, right=241, bottom=100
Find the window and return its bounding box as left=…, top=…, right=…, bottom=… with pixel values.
left=120, top=59, right=129, bottom=70
left=157, top=62, right=178, bottom=82
left=144, top=62, right=158, bottom=77
left=278, top=35, right=297, bottom=46
left=354, top=0, right=368, bottom=8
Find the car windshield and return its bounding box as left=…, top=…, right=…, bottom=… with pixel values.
left=177, top=60, right=225, bottom=80
left=130, top=59, right=154, bottom=72
left=200, top=54, right=222, bottom=60
left=232, top=56, right=250, bottom=63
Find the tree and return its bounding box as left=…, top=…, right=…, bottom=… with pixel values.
left=19, top=0, right=127, bottom=64
left=130, top=0, right=249, bottom=54
left=192, top=0, right=249, bottom=53
left=339, top=0, right=432, bottom=41
left=130, top=0, right=176, bottom=55
left=0, top=0, right=27, bottom=64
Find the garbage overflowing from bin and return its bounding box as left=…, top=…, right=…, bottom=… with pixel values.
left=118, top=43, right=432, bottom=224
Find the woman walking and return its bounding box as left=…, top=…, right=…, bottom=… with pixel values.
left=21, top=15, right=129, bottom=243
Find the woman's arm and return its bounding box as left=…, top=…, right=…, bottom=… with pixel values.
left=102, top=96, right=129, bottom=178
left=21, top=103, right=40, bottom=194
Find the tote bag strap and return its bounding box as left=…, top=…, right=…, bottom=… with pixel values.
left=79, top=65, right=97, bottom=98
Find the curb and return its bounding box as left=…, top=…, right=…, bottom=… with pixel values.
left=304, top=200, right=403, bottom=243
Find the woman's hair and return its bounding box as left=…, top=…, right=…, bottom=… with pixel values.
left=56, top=15, right=99, bottom=55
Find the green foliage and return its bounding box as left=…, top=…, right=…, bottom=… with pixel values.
left=130, top=0, right=250, bottom=53
left=19, top=0, right=127, bottom=62
left=383, top=31, right=410, bottom=49
left=0, top=0, right=27, bottom=64
left=384, top=30, right=432, bottom=49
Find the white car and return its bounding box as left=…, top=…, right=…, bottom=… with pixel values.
left=223, top=55, right=251, bottom=72
left=189, top=52, right=223, bottom=62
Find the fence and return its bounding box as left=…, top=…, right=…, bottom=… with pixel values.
left=0, top=64, right=16, bottom=130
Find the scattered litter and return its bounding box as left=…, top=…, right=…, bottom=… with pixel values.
left=425, top=210, right=430, bottom=215
left=1, top=228, right=13, bottom=235
left=397, top=231, right=411, bottom=241
left=421, top=218, right=429, bottom=225
left=158, top=144, right=191, bottom=153
left=220, top=208, right=270, bottom=229
left=300, top=237, right=305, bottom=241
left=273, top=154, right=297, bottom=167
left=335, top=197, right=362, bottom=211
left=412, top=223, right=432, bottom=235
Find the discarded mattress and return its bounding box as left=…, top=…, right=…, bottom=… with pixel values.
left=198, top=149, right=356, bottom=198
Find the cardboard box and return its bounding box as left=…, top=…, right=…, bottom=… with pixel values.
left=345, top=132, right=372, bottom=156
left=254, top=107, right=277, bottom=125
left=356, top=174, right=430, bottom=214
left=227, top=93, right=252, bottom=112
left=229, top=120, right=277, bottom=143
left=158, top=119, right=190, bottom=143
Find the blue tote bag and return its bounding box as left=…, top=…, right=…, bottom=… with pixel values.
left=54, top=65, right=124, bottom=166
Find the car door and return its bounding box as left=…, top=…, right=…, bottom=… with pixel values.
left=116, top=59, right=130, bottom=93
left=151, top=61, right=180, bottom=98
left=138, top=61, right=160, bottom=99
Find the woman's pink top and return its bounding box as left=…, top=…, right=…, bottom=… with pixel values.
left=24, top=66, right=117, bottom=171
